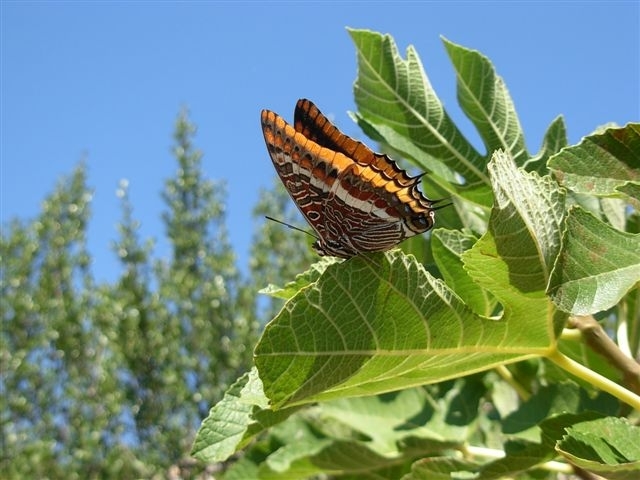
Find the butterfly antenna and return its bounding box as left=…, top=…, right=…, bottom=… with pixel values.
left=265, top=216, right=319, bottom=240
left=433, top=202, right=453, bottom=211
left=430, top=198, right=454, bottom=210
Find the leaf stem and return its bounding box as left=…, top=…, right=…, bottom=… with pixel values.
left=546, top=349, right=640, bottom=410
left=464, top=445, right=573, bottom=474
left=495, top=365, right=530, bottom=401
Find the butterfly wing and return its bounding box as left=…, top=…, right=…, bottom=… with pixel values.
left=294, top=99, right=418, bottom=188
left=261, top=108, right=357, bottom=256
left=261, top=100, right=436, bottom=258
left=293, top=99, right=435, bottom=236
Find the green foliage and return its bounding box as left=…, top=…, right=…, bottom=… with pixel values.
left=556, top=417, right=640, bottom=479
left=254, top=246, right=555, bottom=408
left=1, top=112, right=259, bottom=477
left=1, top=166, right=138, bottom=478
left=159, top=109, right=255, bottom=409
left=194, top=29, right=640, bottom=479
left=549, top=206, right=640, bottom=314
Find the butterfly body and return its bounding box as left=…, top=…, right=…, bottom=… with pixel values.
left=261, top=99, right=435, bottom=258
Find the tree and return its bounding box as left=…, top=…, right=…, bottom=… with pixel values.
left=108, top=109, right=259, bottom=473
left=1, top=166, right=127, bottom=477
left=193, top=30, right=640, bottom=479
left=1, top=109, right=260, bottom=478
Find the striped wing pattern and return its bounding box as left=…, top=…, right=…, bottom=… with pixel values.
left=260, top=98, right=435, bottom=258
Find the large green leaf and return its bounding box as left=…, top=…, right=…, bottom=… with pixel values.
left=348, top=29, right=487, bottom=186
left=548, top=207, right=640, bottom=314
left=443, top=37, right=529, bottom=166
left=255, top=250, right=556, bottom=409
left=549, top=123, right=640, bottom=197
left=463, top=151, right=566, bottom=330
left=348, top=29, right=540, bottom=198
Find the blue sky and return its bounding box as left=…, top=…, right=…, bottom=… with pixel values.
left=2, top=2, right=638, bottom=282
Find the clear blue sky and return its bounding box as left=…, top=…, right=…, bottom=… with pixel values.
left=2, top=2, right=638, bottom=282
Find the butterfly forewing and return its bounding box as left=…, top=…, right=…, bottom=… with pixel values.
left=261, top=109, right=350, bottom=252
left=261, top=99, right=436, bottom=258
left=294, top=99, right=418, bottom=188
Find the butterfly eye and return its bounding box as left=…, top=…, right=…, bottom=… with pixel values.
left=415, top=217, right=428, bottom=228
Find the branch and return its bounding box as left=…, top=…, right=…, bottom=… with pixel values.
left=546, top=349, right=640, bottom=410
left=568, top=315, right=640, bottom=396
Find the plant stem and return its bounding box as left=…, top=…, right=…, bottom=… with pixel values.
left=546, top=349, right=640, bottom=411
left=495, top=365, right=530, bottom=401
left=568, top=315, right=640, bottom=395
left=464, top=445, right=573, bottom=474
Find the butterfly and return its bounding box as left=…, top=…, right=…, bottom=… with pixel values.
left=261, top=99, right=437, bottom=258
